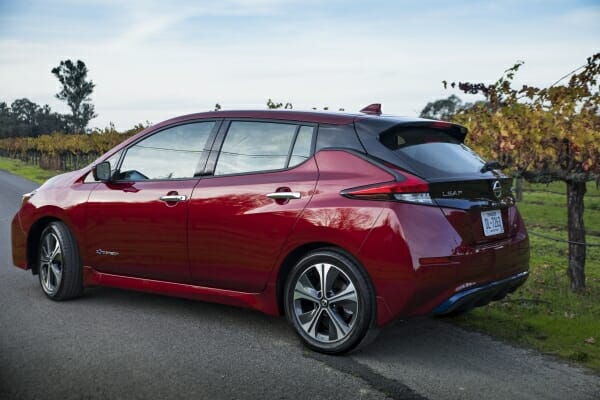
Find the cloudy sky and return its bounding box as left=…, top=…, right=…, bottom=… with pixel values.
left=0, top=0, right=598, bottom=129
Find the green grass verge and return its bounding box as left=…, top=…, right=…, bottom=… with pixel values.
left=0, top=156, right=60, bottom=184
left=1, top=157, right=599, bottom=371
left=454, top=181, right=600, bottom=372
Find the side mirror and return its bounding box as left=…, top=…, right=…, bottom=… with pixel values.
left=93, top=161, right=112, bottom=182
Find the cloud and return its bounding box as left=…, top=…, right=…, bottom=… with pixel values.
left=0, top=1, right=598, bottom=129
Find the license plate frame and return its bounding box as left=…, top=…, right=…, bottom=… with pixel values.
left=481, top=209, right=504, bottom=236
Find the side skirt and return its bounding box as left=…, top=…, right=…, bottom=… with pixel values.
left=82, top=266, right=280, bottom=316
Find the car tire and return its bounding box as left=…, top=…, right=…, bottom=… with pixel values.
left=38, top=222, right=83, bottom=301
left=284, top=248, right=376, bottom=354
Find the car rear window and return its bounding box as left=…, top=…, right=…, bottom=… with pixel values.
left=378, top=127, right=486, bottom=179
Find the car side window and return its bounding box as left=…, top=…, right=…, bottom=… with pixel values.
left=289, top=126, right=314, bottom=168
left=316, top=124, right=364, bottom=152
left=215, top=121, right=306, bottom=175
left=117, top=122, right=215, bottom=180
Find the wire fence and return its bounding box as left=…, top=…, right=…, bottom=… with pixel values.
left=522, top=188, right=600, bottom=198
left=528, top=231, right=600, bottom=247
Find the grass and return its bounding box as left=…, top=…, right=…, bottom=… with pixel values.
left=0, top=156, right=60, bottom=184
left=453, top=181, right=600, bottom=372
left=517, top=181, right=600, bottom=236
left=1, top=157, right=599, bottom=371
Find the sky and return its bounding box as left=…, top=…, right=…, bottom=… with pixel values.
left=0, top=0, right=598, bottom=130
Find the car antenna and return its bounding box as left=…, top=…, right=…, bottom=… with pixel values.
left=359, top=103, right=382, bottom=115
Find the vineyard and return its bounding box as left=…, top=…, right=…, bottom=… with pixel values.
left=0, top=129, right=141, bottom=171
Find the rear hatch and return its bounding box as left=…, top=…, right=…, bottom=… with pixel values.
left=428, top=178, right=515, bottom=245
left=355, top=118, right=520, bottom=277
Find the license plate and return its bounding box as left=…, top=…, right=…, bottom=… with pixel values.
left=481, top=210, right=504, bottom=236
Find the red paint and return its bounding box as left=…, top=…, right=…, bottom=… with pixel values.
left=82, top=266, right=280, bottom=315
left=359, top=103, right=382, bottom=115
left=188, top=159, right=319, bottom=292
left=11, top=110, right=529, bottom=329
left=85, top=180, right=197, bottom=282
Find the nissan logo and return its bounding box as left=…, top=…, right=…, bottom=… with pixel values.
left=492, top=181, right=502, bottom=199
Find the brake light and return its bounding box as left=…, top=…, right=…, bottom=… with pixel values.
left=431, top=121, right=451, bottom=128
left=341, top=173, right=433, bottom=204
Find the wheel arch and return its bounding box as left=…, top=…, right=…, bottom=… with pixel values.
left=275, top=242, right=375, bottom=315
left=26, top=216, right=65, bottom=274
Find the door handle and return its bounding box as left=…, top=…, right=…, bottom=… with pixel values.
left=266, top=192, right=301, bottom=200
left=159, top=195, right=187, bottom=202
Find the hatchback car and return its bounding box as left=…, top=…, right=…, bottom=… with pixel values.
left=12, top=105, right=529, bottom=354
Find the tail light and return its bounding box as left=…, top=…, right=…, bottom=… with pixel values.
left=341, top=172, right=433, bottom=205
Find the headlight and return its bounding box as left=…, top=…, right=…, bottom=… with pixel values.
left=21, top=191, right=36, bottom=207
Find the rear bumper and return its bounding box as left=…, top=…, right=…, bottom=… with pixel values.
left=358, top=203, right=530, bottom=326
left=433, top=271, right=529, bottom=315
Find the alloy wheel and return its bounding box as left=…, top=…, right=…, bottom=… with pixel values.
left=39, top=231, right=63, bottom=296
left=292, top=262, right=359, bottom=343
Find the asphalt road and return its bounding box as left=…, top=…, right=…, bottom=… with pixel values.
left=1, top=169, right=599, bottom=400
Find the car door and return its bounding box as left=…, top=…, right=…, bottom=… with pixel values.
left=188, top=120, right=318, bottom=292
left=85, top=120, right=220, bottom=283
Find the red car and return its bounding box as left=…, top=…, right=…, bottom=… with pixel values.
left=11, top=105, right=529, bottom=354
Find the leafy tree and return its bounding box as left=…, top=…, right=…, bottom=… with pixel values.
left=0, top=99, right=68, bottom=138
left=36, top=104, right=70, bottom=134
left=267, top=99, right=293, bottom=109
left=447, top=53, right=600, bottom=291
left=11, top=98, right=39, bottom=124
left=420, top=94, right=489, bottom=121
left=420, top=94, right=465, bottom=120
left=0, top=102, right=14, bottom=138
left=265, top=99, right=345, bottom=111
left=51, top=60, right=97, bottom=133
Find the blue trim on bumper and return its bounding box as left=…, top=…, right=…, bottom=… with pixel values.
left=433, top=271, right=529, bottom=315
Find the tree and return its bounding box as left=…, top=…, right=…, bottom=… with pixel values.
left=0, top=102, right=15, bottom=138
left=51, top=60, right=97, bottom=133
left=265, top=99, right=345, bottom=111
left=420, top=94, right=465, bottom=120
left=267, top=99, right=293, bottom=109
left=447, top=53, right=600, bottom=291
left=0, top=99, right=68, bottom=138
left=8, top=99, right=38, bottom=137
left=420, top=94, right=488, bottom=121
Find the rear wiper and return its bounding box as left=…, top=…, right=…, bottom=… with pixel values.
left=480, top=161, right=502, bottom=173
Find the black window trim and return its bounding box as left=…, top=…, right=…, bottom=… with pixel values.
left=285, top=125, right=302, bottom=169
